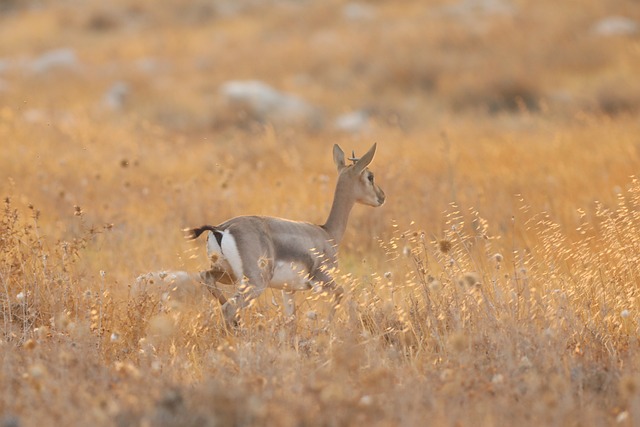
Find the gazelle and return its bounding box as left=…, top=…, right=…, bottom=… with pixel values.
left=189, top=143, right=385, bottom=325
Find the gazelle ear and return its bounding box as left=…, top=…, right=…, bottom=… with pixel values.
left=353, top=143, right=376, bottom=174
left=333, top=144, right=346, bottom=172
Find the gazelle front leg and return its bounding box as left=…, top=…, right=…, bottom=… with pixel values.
left=282, top=290, right=296, bottom=318
left=311, top=270, right=343, bottom=321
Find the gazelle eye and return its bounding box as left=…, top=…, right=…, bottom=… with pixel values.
left=368, top=174, right=374, bottom=183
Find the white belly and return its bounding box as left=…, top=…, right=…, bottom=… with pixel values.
left=207, top=230, right=312, bottom=291
left=269, top=261, right=311, bottom=291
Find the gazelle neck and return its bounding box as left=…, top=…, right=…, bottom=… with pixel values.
left=322, top=176, right=355, bottom=245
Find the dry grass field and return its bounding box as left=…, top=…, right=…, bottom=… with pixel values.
left=2, top=0, right=640, bottom=425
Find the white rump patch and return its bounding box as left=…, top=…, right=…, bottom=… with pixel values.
left=219, top=230, right=244, bottom=281
left=206, top=231, right=223, bottom=258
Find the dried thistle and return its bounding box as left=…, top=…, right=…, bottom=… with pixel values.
left=438, top=239, right=452, bottom=254
left=458, top=272, right=481, bottom=288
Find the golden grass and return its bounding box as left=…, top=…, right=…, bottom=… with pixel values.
left=2, top=0, right=640, bottom=425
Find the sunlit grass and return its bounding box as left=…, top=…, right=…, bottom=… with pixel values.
left=2, top=0, right=640, bottom=425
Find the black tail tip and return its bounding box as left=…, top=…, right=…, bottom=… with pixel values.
left=184, top=225, right=216, bottom=240
left=183, top=227, right=198, bottom=240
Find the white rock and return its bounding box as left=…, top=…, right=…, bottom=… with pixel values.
left=334, top=109, right=371, bottom=133
left=132, top=270, right=209, bottom=303
left=30, top=48, right=79, bottom=74
left=440, top=0, right=515, bottom=17
left=491, top=374, right=504, bottom=384
left=102, top=81, right=130, bottom=110
left=23, top=109, right=47, bottom=123
left=342, top=3, right=376, bottom=21
left=617, top=411, right=629, bottom=423
left=135, top=57, right=168, bottom=74
left=0, top=59, right=10, bottom=74
left=220, top=80, right=321, bottom=127
left=592, top=16, right=639, bottom=36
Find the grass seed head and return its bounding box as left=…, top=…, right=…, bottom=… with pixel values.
left=458, top=272, right=481, bottom=288
left=54, top=312, right=71, bottom=331
left=438, top=239, right=452, bottom=254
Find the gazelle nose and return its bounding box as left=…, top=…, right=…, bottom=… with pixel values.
left=377, top=191, right=386, bottom=206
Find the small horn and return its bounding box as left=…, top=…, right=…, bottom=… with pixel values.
left=347, top=150, right=359, bottom=165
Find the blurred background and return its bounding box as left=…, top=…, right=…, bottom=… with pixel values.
left=0, top=0, right=638, bottom=133
left=1, top=0, right=639, bottom=277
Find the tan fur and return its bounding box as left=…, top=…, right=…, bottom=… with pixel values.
left=192, top=144, right=385, bottom=325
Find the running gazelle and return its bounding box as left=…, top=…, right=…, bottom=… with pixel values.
left=189, top=143, right=385, bottom=325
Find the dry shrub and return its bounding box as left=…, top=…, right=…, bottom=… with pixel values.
left=3, top=128, right=640, bottom=426
left=3, top=0, right=640, bottom=425
left=0, top=198, right=97, bottom=343
left=85, top=10, right=121, bottom=32
left=450, top=77, right=541, bottom=114
left=595, top=82, right=640, bottom=116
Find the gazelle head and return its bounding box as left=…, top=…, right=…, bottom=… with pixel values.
left=333, top=143, right=385, bottom=207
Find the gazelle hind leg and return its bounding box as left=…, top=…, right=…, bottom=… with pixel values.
left=222, top=273, right=268, bottom=326
left=198, top=269, right=230, bottom=305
